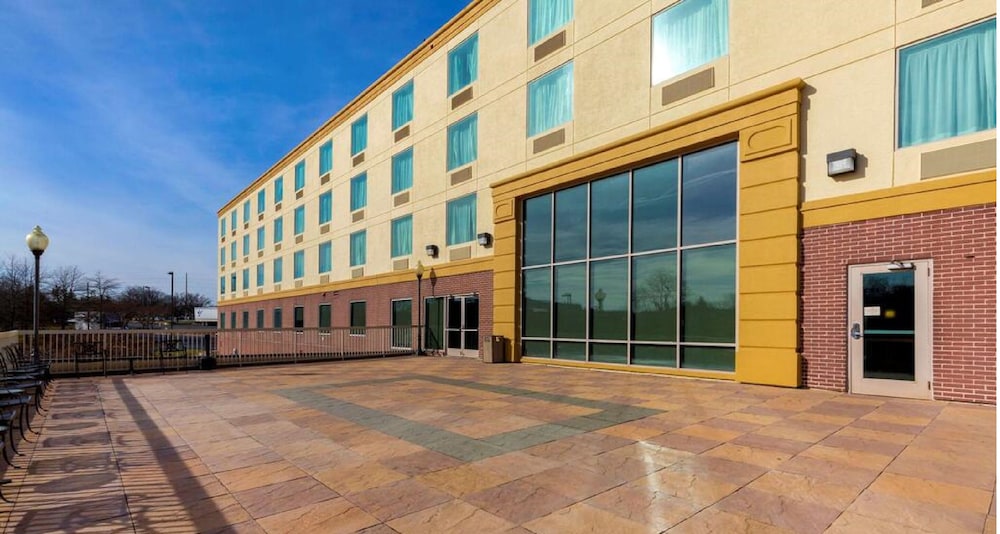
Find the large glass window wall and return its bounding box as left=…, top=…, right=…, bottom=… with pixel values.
left=520, top=142, right=737, bottom=371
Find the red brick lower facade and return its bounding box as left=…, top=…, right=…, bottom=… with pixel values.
left=801, top=204, right=996, bottom=403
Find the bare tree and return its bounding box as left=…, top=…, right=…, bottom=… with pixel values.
left=46, top=265, right=86, bottom=329
left=115, top=286, right=167, bottom=328
left=0, top=254, right=33, bottom=330
left=176, top=293, right=212, bottom=320
left=88, top=272, right=120, bottom=328
left=636, top=269, right=676, bottom=312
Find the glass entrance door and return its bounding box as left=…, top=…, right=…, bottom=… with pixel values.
left=446, top=295, right=479, bottom=357
left=425, top=297, right=444, bottom=351
left=848, top=261, right=932, bottom=399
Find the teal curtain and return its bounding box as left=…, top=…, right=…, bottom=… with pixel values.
left=257, top=227, right=265, bottom=251
left=294, top=161, right=305, bottom=190
left=274, top=176, right=283, bottom=203
left=351, top=115, right=368, bottom=155
left=351, top=173, right=367, bottom=211
left=256, top=264, right=264, bottom=287
left=448, top=34, right=478, bottom=95
left=274, top=216, right=283, bottom=243
left=257, top=190, right=266, bottom=213
left=243, top=200, right=250, bottom=223
left=220, top=247, right=225, bottom=266
left=392, top=81, right=414, bottom=130
left=230, top=210, right=236, bottom=230
left=447, top=113, right=478, bottom=170
left=391, top=215, right=413, bottom=257
left=294, top=206, right=305, bottom=235
left=528, top=62, right=574, bottom=137
left=230, top=242, right=236, bottom=262
left=651, top=0, right=728, bottom=84
left=319, top=191, right=332, bottom=224
left=350, top=231, right=367, bottom=266
left=242, top=235, right=249, bottom=256
left=529, top=0, right=573, bottom=45
left=219, top=276, right=225, bottom=295
left=319, top=140, right=333, bottom=174
left=899, top=19, right=996, bottom=147
left=273, top=258, right=283, bottom=283
left=392, top=148, right=413, bottom=194
left=220, top=218, right=226, bottom=237
left=242, top=268, right=249, bottom=290
left=293, top=251, right=304, bottom=279
left=447, top=194, right=477, bottom=245
left=319, top=241, right=332, bottom=273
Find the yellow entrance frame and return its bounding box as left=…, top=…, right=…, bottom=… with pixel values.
left=490, top=79, right=805, bottom=387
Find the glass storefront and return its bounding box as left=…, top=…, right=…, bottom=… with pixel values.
left=520, top=142, right=737, bottom=371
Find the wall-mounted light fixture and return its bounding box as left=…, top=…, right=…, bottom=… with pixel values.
left=477, top=232, right=492, bottom=247
left=425, top=244, right=438, bottom=257
left=826, top=148, right=857, bottom=177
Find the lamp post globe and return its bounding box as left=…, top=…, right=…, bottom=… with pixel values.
left=25, top=226, right=49, bottom=363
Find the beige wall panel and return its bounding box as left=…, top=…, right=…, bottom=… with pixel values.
left=739, top=320, right=798, bottom=350
left=730, top=0, right=893, bottom=84
left=366, top=219, right=391, bottom=274
left=527, top=42, right=575, bottom=82
left=574, top=22, right=650, bottom=145
left=365, top=97, right=391, bottom=159
left=800, top=52, right=895, bottom=202
left=478, top=1, right=524, bottom=94
left=739, top=293, right=798, bottom=321
left=896, top=0, right=996, bottom=45
left=413, top=56, right=448, bottom=134
left=527, top=136, right=574, bottom=170
left=649, top=88, right=730, bottom=131
left=740, top=264, right=798, bottom=294
left=576, top=0, right=647, bottom=43
left=740, top=179, right=798, bottom=215
left=740, top=235, right=798, bottom=267
left=572, top=118, right=651, bottom=157
left=479, top=89, right=528, bottom=177
left=894, top=129, right=996, bottom=187
left=415, top=132, right=448, bottom=199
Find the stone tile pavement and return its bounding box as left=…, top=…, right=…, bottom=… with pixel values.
left=0, top=357, right=995, bottom=533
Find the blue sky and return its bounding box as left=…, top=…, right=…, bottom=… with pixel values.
left=0, top=0, right=468, bottom=301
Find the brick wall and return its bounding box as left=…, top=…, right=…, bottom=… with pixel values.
left=219, top=269, right=493, bottom=355
left=802, top=204, right=996, bottom=403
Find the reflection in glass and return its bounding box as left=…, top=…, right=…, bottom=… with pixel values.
left=590, top=173, right=629, bottom=258
left=632, top=252, right=677, bottom=341
left=554, top=341, right=586, bottom=361
left=554, top=185, right=587, bottom=262
left=633, top=159, right=678, bottom=253
left=554, top=264, right=586, bottom=339
left=681, top=346, right=734, bottom=371
left=681, top=245, right=736, bottom=343
left=590, top=259, right=628, bottom=340
left=523, top=340, right=551, bottom=358
left=681, top=143, right=737, bottom=246
left=464, top=297, right=479, bottom=329
left=591, top=343, right=628, bottom=364
left=523, top=195, right=552, bottom=266
left=523, top=269, right=551, bottom=338
left=448, top=297, right=462, bottom=329
left=631, top=345, right=676, bottom=367
left=863, top=271, right=916, bottom=381
left=464, top=331, right=479, bottom=351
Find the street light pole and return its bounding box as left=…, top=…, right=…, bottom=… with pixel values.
left=167, top=271, right=175, bottom=327
left=25, top=226, right=50, bottom=364
left=415, top=261, right=424, bottom=355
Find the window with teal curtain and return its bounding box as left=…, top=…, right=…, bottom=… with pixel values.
left=256, top=264, right=264, bottom=287
left=243, top=200, right=250, bottom=223
left=448, top=33, right=479, bottom=95
left=294, top=206, right=305, bottom=235
left=446, top=194, right=477, bottom=245
left=257, top=227, right=265, bottom=251
left=230, top=242, right=236, bottom=262
left=392, top=81, right=414, bottom=130
left=899, top=19, right=996, bottom=147
left=230, top=274, right=236, bottom=292
left=319, top=140, right=333, bottom=175
left=274, top=176, right=284, bottom=203
left=447, top=113, right=478, bottom=170
left=391, top=148, right=413, bottom=194
left=219, top=276, right=225, bottom=295
left=293, top=251, right=305, bottom=279
left=351, top=115, right=368, bottom=155
left=242, top=235, right=250, bottom=256
left=391, top=215, right=413, bottom=257
left=220, top=247, right=225, bottom=266
left=651, top=0, right=729, bottom=85
left=220, top=218, right=226, bottom=237
left=294, top=161, right=306, bottom=191
left=274, top=216, right=283, bottom=243
left=528, top=62, right=574, bottom=137
left=257, top=190, right=266, bottom=214
left=242, top=268, right=249, bottom=290
left=230, top=210, right=236, bottom=231
left=319, top=191, right=332, bottom=224
left=319, top=241, right=332, bottom=273
left=529, top=0, right=573, bottom=45
left=273, top=258, right=283, bottom=283
left=351, top=173, right=367, bottom=211
left=350, top=230, right=367, bottom=266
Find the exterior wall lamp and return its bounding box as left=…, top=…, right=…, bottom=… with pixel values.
left=826, top=148, right=857, bottom=177
left=425, top=244, right=438, bottom=257
left=477, top=232, right=492, bottom=246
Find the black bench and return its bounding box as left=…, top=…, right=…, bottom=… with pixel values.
left=73, top=341, right=107, bottom=377
left=158, top=339, right=189, bottom=372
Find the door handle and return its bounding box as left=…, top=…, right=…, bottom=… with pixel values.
left=850, top=323, right=862, bottom=340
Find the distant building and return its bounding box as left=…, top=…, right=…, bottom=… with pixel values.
left=217, top=1, right=995, bottom=403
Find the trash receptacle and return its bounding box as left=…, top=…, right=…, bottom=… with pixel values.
left=482, top=335, right=506, bottom=363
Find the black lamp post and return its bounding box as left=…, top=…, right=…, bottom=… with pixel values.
left=167, top=271, right=175, bottom=326
left=25, top=226, right=49, bottom=364
left=415, top=261, right=424, bottom=355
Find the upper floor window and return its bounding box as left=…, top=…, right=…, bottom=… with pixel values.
left=447, top=113, right=478, bottom=170
left=448, top=33, right=479, bottom=95
left=294, top=161, right=306, bottom=191
left=446, top=193, right=477, bottom=246
left=293, top=250, right=305, bottom=279
left=319, top=140, right=333, bottom=175
left=219, top=247, right=226, bottom=266
left=256, top=227, right=265, bottom=251
left=219, top=218, right=226, bottom=237
left=242, top=268, right=250, bottom=290
left=230, top=273, right=237, bottom=292
left=319, top=191, right=333, bottom=224
left=350, top=230, right=367, bottom=267
left=529, top=0, right=573, bottom=45
left=294, top=206, right=305, bottom=235
left=230, top=242, right=237, bottom=263
left=391, top=215, right=413, bottom=258
left=318, top=241, right=332, bottom=274
left=242, top=234, right=250, bottom=257
left=257, top=190, right=266, bottom=214
left=219, top=276, right=226, bottom=295
left=256, top=263, right=265, bottom=287
left=351, top=115, right=368, bottom=155
left=274, top=216, right=284, bottom=244
left=350, top=173, right=368, bottom=211
left=273, top=257, right=283, bottom=283
left=392, top=148, right=413, bottom=194
left=392, top=81, right=414, bottom=131
left=528, top=62, right=574, bottom=137
left=899, top=19, right=996, bottom=148
left=230, top=210, right=237, bottom=232
left=242, top=200, right=250, bottom=224
left=651, top=0, right=729, bottom=85
left=274, top=176, right=284, bottom=204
